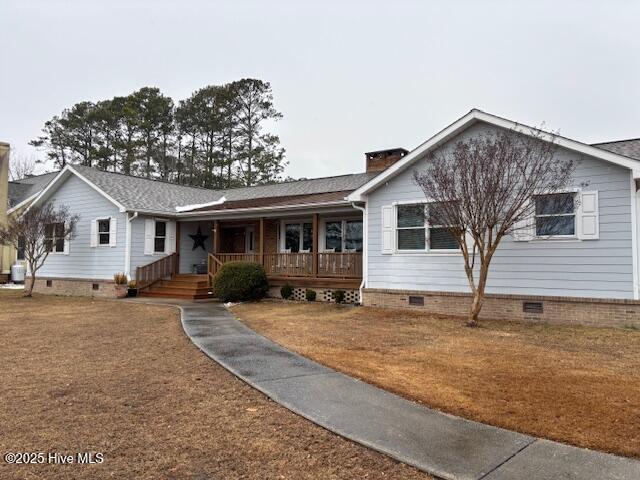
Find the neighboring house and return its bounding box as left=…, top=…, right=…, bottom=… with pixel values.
left=11, top=109, right=640, bottom=326
left=0, top=143, right=56, bottom=281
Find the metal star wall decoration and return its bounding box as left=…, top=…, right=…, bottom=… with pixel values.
left=189, top=226, right=209, bottom=251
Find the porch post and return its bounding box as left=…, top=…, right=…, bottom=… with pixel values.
left=212, top=220, right=220, bottom=254
left=312, top=213, right=319, bottom=276
left=259, top=217, right=264, bottom=265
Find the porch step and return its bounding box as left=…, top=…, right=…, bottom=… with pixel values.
left=140, top=290, right=214, bottom=300
left=159, top=278, right=209, bottom=288
left=139, top=274, right=214, bottom=300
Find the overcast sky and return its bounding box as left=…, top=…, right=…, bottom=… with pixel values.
left=1, top=0, right=639, bottom=179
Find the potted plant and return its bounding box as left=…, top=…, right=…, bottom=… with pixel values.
left=113, top=273, right=128, bottom=298
left=127, top=280, right=138, bottom=298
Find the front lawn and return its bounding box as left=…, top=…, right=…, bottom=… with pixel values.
left=232, top=300, right=640, bottom=458
left=0, top=291, right=428, bottom=479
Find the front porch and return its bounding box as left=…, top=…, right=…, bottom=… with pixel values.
left=135, top=208, right=364, bottom=300
left=204, top=213, right=363, bottom=290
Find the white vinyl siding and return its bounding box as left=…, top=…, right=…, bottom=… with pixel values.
left=366, top=122, right=635, bottom=299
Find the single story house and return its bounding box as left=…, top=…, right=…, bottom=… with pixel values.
left=7, top=109, right=640, bottom=326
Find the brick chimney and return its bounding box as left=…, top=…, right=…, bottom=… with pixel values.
left=365, top=148, right=409, bottom=173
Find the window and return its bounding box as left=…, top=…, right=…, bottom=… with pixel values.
left=284, top=222, right=312, bottom=252
left=17, top=237, right=25, bottom=261
left=397, top=205, right=426, bottom=250
left=45, top=223, right=65, bottom=253
left=534, top=193, right=576, bottom=237
left=426, top=203, right=458, bottom=250
left=345, top=220, right=363, bottom=252
left=324, top=220, right=363, bottom=252
left=154, top=221, right=167, bottom=253
left=325, top=221, right=342, bottom=252
left=98, top=219, right=110, bottom=245
left=396, top=203, right=457, bottom=251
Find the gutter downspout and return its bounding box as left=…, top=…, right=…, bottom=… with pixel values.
left=352, top=201, right=367, bottom=305
left=125, top=211, right=139, bottom=280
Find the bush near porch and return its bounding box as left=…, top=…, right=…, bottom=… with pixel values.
left=232, top=300, right=640, bottom=459
left=213, top=261, right=268, bottom=302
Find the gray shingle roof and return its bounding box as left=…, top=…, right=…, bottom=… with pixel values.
left=8, top=171, right=58, bottom=210
left=592, top=139, right=640, bottom=160
left=71, top=165, right=377, bottom=215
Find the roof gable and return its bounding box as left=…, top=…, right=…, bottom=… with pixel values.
left=347, top=109, right=640, bottom=201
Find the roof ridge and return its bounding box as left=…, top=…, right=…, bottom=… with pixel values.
left=9, top=170, right=59, bottom=184
left=72, top=165, right=219, bottom=193
left=73, top=164, right=371, bottom=195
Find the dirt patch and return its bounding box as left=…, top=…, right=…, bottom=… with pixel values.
left=233, top=300, right=640, bottom=458
left=0, top=291, right=430, bottom=479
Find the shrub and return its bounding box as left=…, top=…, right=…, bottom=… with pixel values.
left=113, top=272, right=128, bottom=285
left=213, top=261, right=268, bottom=302
left=128, top=280, right=137, bottom=289
left=333, top=289, right=346, bottom=304
left=281, top=283, right=293, bottom=300
left=305, top=289, right=316, bottom=302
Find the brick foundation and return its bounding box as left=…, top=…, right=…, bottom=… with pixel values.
left=31, top=277, right=121, bottom=299
left=363, top=288, right=640, bottom=329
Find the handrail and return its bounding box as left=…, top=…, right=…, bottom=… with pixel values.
left=208, top=251, right=362, bottom=281
left=136, top=253, right=178, bottom=290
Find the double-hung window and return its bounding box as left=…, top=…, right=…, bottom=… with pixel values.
left=534, top=193, right=576, bottom=237
left=284, top=222, right=313, bottom=252
left=98, top=219, right=111, bottom=245
left=154, top=221, right=167, bottom=253
left=45, top=223, right=65, bottom=253
left=324, top=220, right=363, bottom=252
left=396, top=203, right=458, bottom=252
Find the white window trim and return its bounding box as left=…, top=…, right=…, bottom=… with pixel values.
left=393, top=201, right=460, bottom=254
left=96, top=218, right=112, bottom=247
left=532, top=191, right=578, bottom=240
left=46, top=222, right=67, bottom=255
left=279, top=219, right=313, bottom=253
left=319, top=216, right=363, bottom=252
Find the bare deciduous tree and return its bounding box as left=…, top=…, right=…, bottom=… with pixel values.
left=0, top=204, right=78, bottom=297
left=413, top=128, right=576, bottom=326
left=9, top=152, right=37, bottom=181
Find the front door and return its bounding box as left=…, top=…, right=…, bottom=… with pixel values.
left=220, top=227, right=246, bottom=253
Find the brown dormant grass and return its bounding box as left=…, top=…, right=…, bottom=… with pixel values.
left=232, top=300, right=640, bottom=458
left=0, top=291, right=429, bottom=480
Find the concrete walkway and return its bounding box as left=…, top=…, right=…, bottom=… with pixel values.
left=171, top=300, right=640, bottom=480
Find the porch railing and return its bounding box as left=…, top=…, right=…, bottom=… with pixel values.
left=136, top=252, right=178, bottom=289
left=208, top=253, right=260, bottom=285
left=208, top=252, right=362, bottom=283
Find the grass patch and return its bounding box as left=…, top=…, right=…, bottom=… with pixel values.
left=233, top=300, right=640, bottom=458
left=0, top=291, right=429, bottom=479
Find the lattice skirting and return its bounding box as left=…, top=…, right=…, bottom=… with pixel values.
left=268, top=286, right=359, bottom=304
